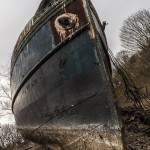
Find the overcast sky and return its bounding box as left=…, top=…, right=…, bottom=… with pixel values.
left=0, top=0, right=150, bottom=67
left=0, top=0, right=150, bottom=124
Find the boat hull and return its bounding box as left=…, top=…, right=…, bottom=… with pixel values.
left=11, top=0, right=123, bottom=149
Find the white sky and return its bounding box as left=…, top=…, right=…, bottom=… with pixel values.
left=0, top=0, right=150, bottom=124
left=0, top=0, right=150, bottom=67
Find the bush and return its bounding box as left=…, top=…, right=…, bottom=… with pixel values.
left=0, top=124, right=24, bottom=149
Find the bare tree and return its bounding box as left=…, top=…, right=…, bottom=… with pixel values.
left=0, top=69, right=12, bottom=118
left=116, top=50, right=131, bottom=64
left=120, top=9, right=150, bottom=52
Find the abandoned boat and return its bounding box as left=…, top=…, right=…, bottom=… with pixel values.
left=11, top=0, right=123, bottom=149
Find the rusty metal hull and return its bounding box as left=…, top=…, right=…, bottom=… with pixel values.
left=11, top=0, right=123, bottom=149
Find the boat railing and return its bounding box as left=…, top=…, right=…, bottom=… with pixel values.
left=14, top=0, right=64, bottom=52
left=14, top=8, right=48, bottom=51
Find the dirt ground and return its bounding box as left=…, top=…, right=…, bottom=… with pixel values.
left=120, top=106, right=150, bottom=150
left=4, top=103, right=150, bottom=150
left=18, top=106, right=150, bottom=150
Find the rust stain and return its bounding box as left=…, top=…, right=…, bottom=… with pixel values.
left=50, top=0, right=88, bottom=45
left=54, top=13, right=80, bottom=41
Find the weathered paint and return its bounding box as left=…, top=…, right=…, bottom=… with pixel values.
left=11, top=0, right=123, bottom=149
